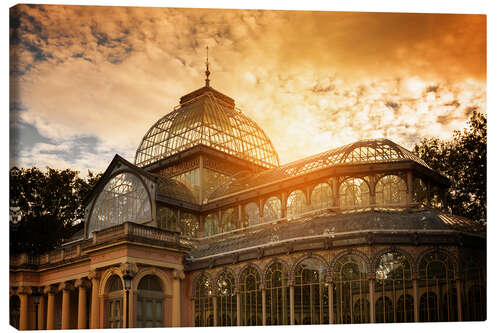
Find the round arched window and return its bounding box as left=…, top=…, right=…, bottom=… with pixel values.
left=88, top=172, right=152, bottom=236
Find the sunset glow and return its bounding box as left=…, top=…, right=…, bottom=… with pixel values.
left=10, top=5, right=486, bottom=174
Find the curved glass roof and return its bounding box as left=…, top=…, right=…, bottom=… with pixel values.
left=135, top=86, right=280, bottom=169
left=208, top=138, right=433, bottom=200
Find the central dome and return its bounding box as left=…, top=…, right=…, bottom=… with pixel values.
left=135, top=86, right=280, bottom=169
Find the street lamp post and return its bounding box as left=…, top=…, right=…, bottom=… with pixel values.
left=32, top=288, right=41, bottom=330
left=123, top=273, right=133, bottom=328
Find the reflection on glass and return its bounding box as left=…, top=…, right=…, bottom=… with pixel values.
left=287, top=190, right=307, bottom=219
left=375, top=175, right=406, bottom=205
left=204, top=214, right=219, bottom=237
left=243, top=202, right=259, bottom=227
left=222, top=208, right=237, bottom=232
left=263, top=197, right=281, bottom=222
left=294, top=258, right=328, bottom=325
left=339, top=178, right=370, bottom=208
left=311, top=183, right=333, bottom=210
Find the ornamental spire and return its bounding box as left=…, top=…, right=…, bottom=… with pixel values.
left=205, top=46, right=210, bottom=87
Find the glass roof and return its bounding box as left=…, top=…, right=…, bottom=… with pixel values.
left=208, top=139, right=433, bottom=200
left=135, top=86, right=280, bottom=169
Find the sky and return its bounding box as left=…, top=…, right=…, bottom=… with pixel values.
left=9, top=4, right=486, bottom=175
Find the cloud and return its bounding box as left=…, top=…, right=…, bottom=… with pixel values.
left=9, top=5, right=486, bottom=172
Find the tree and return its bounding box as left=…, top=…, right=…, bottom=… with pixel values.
left=413, top=109, right=486, bottom=225
left=9, top=167, right=101, bottom=255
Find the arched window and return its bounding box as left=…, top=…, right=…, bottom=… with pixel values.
left=375, top=252, right=413, bottom=323
left=243, top=202, right=259, bottom=227
left=194, top=275, right=213, bottom=327
left=180, top=212, right=199, bottom=237
left=265, top=262, right=289, bottom=325
left=375, top=296, right=393, bottom=323
left=263, top=197, right=281, bottom=222
left=463, top=256, right=486, bottom=321
left=339, top=178, right=370, bottom=208
left=287, top=190, right=307, bottom=219
left=418, top=252, right=457, bottom=322
left=311, top=183, right=333, bottom=210
left=239, top=266, right=262, bottom=326
left=294, top=258, right=328, bottom=325
left=9, top=295, right=20, bottom=329
left=136, top=275, right=164, bottom=328
left=413, top=178, right=428, bottom=206
left=222, top=208, right=237, bottom=233
left=157, top=206, right=176, bottom=231
left=396, top=294, right=414, bottom=322
left=89, top=172, right=152, bottom=236
left=375, top=175, right=406, bottom=205
left=216, top=271, right=237, bottom=326
left=204, top=214, right=219, bottom=237
left=332, top=254, right=370, bottom=324
left=106, top=275, right=123, bottom=328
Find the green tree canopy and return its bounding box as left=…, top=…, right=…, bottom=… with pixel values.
left=9, top=167, right=101, bottom=255
left=413, top=109, right=486, bottom=225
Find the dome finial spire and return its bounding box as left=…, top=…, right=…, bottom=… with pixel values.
left=205, top=46, right=210, bottom=87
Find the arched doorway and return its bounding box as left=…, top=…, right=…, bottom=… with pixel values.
left=105, top=275, right=124, bottom=328
left=136, top=275, right=164, bottom=327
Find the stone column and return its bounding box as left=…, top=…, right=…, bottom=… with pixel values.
left=237, top=204, right=243, bottom=229
left=18, top=287, right=31, bottom=330
left=59, top=281, right=74, bottom=329
left=38, top=292, right=46, bottom=330
left=259, top=198, right=264, bottom=224
left=331, top=177, right=339, bottom=208
left=236, top=289, right=241, bottom=326
left=261, top=284, right=266, bottom=325
left=88, top=270, right=101, bottom=329
left=328, top=283, right=334, bottom=324
left=456, top=278, right=463, bottom=321
left=44, top=285, right=57, bottom=330
left=75, top=278, right=90, bottom=329
left=289, top=282, right=294, bottom=325
left=212, top=296, right=218, bottom=326
left=369, top=277, right=375, bottom=323
left=413, top=278, right=419, bottom=322
left=172, top=269, right=185, bottom=327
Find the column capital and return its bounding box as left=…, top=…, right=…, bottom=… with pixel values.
left=18, top=286, right=32, bottom=295
left=58, top=281, right=74, bottom=292
left=75, top=278, right=91, bottom=289
left=88, top=269, right=101, bottom=281
left=120, top=262, right=138, bottom=276
left=43, top=285, right=58, bottom=295
left=173, top=269, right=185, bottom=280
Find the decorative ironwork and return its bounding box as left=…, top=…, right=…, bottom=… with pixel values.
left=135, top=88, right=280, bottom=169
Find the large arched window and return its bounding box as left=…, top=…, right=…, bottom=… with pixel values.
left=106, top=275, right=124, bottom=328
left=287, top=190, right=307, bottom=219
left=339, top=178, right=370, bottom=208
left=418, top=252, right=457, bottom=322
left=294, top=258, right=328, bottom=325
left=243, top=202, right=260, bottom=227
left=194, top=275, right=214, bottom=327
left=413, top=178, right=428, bottom=206
left=375, top=252, right=413, bottom=323
left=216, top=271, right=237, bottom=326
left=332, top=254, right=370, bottom=324
left=239, top=266, right=262, bottom=326
left=265, top=262, right=289, bottom=325
left=203, top=214, right=219, bottom=237
left=222, top=208, right=237, bottom=233
left=136, top=275, right=164, bottom=328
left=263, top=197, right=281, bottom=222
left=311, top=183, right=333, bottom=210
left=375, top=175, right=406, bottom=205
left=89, top=172, right=152, bottom=236
left=463, top=256, right=486, bottom=321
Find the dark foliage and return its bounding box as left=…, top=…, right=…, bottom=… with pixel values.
left=413, top=110, right=486, bottom=225
left=9, top=167, right=101, bottom=255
